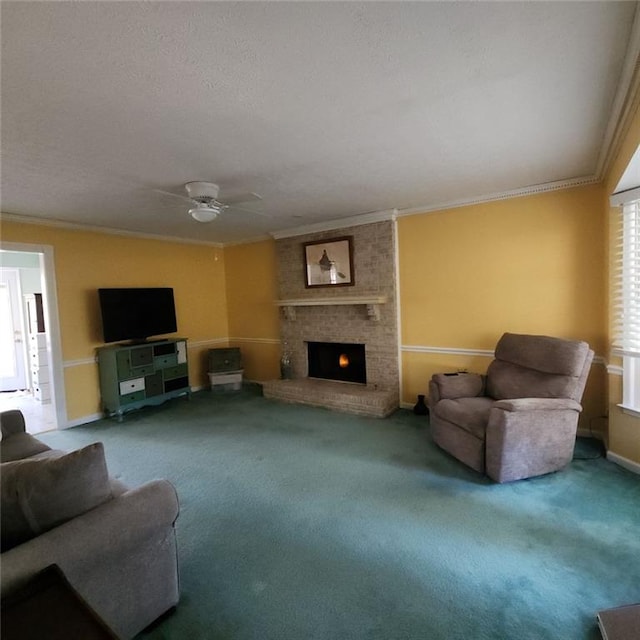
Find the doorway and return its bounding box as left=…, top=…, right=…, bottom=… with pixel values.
left=0, top=244, right=65, bottom=433
left=0, top=269, right=28, bottom=391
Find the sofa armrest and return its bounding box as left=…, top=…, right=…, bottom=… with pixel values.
left=493, top=398, right=582, bottom=413
left=1, top=479, right=179, bottom=595
left=429, top=373, right=485, bottom=405
left=1, top=410, right=27, bottom=439
left=2, top=478, right=180, bottom=639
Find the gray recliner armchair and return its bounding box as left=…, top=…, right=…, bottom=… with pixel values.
left=428, top=333, right=594, bottom=483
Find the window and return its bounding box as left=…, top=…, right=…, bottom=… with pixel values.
left=611, top=188, right=640, bottom=415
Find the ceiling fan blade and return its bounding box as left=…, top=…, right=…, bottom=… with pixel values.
left=150, top=184, right=265, bottom=217
left=221, top=192, right=262, bottom=206
left=227, top=204, right=270, bottom=217
left=151, top=187, right=192, bottom=203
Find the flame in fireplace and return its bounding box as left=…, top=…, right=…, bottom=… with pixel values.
left=339, top=354, right=349, bottom=368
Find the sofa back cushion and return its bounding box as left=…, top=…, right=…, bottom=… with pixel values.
left=486, top=333, right=591, bottom=400
left=1, top=442, right=112, bottom=551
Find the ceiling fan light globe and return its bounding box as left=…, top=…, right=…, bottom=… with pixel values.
left=189, top=206, right=218, bottom=223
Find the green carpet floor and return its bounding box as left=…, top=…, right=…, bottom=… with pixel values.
left=39, top=386, right=640, bottom=640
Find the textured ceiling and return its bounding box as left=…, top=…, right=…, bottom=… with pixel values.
left=1, top=1, right=638, bottom=245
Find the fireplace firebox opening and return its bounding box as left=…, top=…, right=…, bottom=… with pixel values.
left=307, top=341, right=366, bottom=384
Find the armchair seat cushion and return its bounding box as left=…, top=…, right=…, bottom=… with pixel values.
left=434, top=397, right=495, bottom=438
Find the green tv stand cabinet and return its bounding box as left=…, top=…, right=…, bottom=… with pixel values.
left=97, top=339, right=190, bottom=420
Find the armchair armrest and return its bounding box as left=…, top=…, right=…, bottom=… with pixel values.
left=429, top=372, right=485, bottom=405
left=1, top=478, right=180, bottom=639
left=1, top=479, right=179, bottom=595
left=493, top=398, right=582, bottom=413
left=486, top=399, right=582, bottom=483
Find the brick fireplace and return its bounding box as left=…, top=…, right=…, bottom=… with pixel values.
left=262, top=217, right=399, bottom=417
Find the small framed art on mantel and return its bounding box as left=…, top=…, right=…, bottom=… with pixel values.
left=303, top=236, right=354, bottom=288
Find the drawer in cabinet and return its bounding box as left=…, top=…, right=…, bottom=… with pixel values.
left=29, top=333, right=47, bottom=349
left=131, top=364, right=154, bottom=377
left=116, top=361, right=154, bottom=378
left=31, top=367, right=50, bottom=384
left=208, top=347, right=242, bottom=373
left=116, top=349, right=154, bottom=378
left=164, top=376, right=189, bottom=393
left=154, top=354, right=178, bottom=369
left=162, top=363, right=188, bottom=380
left=119, top=390, right=145, bottom=405
left=29, top=349, right=48, bottom=366
left=33, top=384, right=51, bottom=402
left=130, top=346, right=153, bottom=367
left=119, top=377, right=145, bottom=396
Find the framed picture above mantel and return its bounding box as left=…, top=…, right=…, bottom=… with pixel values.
left=303, top=236, right=354, bottom=288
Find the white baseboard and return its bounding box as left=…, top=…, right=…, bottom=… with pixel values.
left=61, top=412, right=103, bottom=429
left=606, top=451, right=640, bottom=475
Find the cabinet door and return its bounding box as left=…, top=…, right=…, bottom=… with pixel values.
left=145, top=372, right=163, bottom=397
left=116, top=351, right=133, bottom=379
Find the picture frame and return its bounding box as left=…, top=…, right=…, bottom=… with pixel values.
left=303, top=236, right=354, bottom=288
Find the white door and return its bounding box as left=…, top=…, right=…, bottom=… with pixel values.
left=0, top=269, right=28, bottom=391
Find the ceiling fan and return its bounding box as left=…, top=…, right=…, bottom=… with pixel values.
left=157, top=181, right=264, bottom=223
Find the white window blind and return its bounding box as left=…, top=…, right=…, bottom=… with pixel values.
left=611, top=189, right=640, bottom=358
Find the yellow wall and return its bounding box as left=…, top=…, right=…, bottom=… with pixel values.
left=398, top=184, right=607, bottom=432
left=1, top=221, right=228, bottom=421
left=604, top=97, right=640, bottom=465
left=224, top=239, right=281, bottom=381
left=3, top=115, right=638, bottom=468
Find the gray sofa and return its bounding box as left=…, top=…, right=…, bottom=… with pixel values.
left=428, top=333, right=594, bottom=483
left=0, top=409, right=180, bottom=639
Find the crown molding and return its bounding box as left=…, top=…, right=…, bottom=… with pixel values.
left=221, top=233, right=272, bottom=247
left=395, top=175, right=599, bottom=218
left=1, top=212, right=225, bottom=248
left=270, top=209, right=397, bottom=240
left=595, top=3, right=640, bottom=180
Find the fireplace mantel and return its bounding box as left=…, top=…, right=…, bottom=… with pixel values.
left=276, top=296, right=387, bottom=321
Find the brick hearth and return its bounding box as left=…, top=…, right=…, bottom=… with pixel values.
left=262, top=379, right=398, bottom=418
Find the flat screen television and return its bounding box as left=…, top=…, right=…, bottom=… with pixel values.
left=98, top=288, right=177, bottom=343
